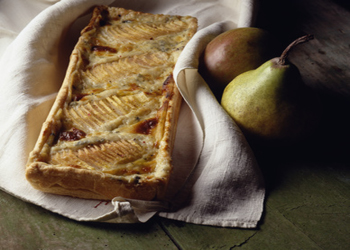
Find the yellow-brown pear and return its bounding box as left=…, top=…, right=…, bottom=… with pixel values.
left=221, top=35, right=322, bottom=145
left=199, top=27, right=282, bottom=100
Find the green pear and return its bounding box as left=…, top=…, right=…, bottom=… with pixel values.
left=221, top=35, right=322, bottom=145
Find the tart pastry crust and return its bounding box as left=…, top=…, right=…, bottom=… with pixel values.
left=26, top=6, right=197, bottom=201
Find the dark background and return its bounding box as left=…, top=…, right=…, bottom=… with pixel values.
left=252, top=0, right=350, bottom=190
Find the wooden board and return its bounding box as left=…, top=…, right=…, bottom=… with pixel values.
left=1, top=0, right=350, bottom=249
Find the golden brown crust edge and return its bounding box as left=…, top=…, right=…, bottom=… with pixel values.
left=26, top=162, right=161, bottom=200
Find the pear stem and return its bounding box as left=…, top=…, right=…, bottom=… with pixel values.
left=278, top=34, right=314, bottom=65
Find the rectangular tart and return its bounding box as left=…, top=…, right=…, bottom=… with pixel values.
left=26, top=6, right=197, bottom=201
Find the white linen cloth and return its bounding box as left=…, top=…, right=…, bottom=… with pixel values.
left=0, top=0, right=265, bottom=228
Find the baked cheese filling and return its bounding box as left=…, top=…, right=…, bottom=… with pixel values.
left=26, top=6, right=197, bottom=200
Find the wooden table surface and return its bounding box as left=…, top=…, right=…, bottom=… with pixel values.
left=1, top=0, right=350, bottom=249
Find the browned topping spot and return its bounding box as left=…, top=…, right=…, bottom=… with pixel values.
left=59, top=128, right=86, bottom=141
left=99, top=8, right=110, bottom=26
left=69, top=165, right=83, bottom=169
left=162, top=74, right=172, bottom=87
left=134, top=118, right=158, bottom=135
left=162, top=74, right=174, bottom=98
left=142, top=166, right=152, bottom=173
left=73, top=93, right=88, bottom=101
left=91, top=45, right=117, bottom=53
left=126, top=83, right=140, bottom=91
